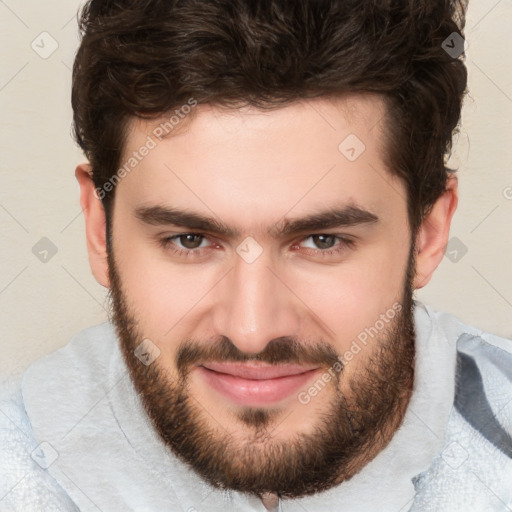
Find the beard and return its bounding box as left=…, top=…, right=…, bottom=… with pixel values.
left=107, top=244, right=416, bottom=500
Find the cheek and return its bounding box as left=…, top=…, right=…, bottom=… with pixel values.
left=113, top=235, right=222, bottom=340
left=285, top=243, right=409, bottom=352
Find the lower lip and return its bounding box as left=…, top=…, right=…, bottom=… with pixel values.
left=195, top=366, right=319, bottom=407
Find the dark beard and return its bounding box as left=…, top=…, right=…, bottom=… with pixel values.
left=107, top=245, right=416, bottom=499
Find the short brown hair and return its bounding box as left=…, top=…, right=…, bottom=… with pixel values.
left=71, top=0, right=468, bottom=235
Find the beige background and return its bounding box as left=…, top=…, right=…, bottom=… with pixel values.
left=1, top=1, right=511, bottom=379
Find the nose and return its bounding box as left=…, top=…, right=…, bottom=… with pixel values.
left=211, top=247, right=302, bottom=355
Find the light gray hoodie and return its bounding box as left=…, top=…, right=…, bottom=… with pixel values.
left=1, top=302, right=511, bottom=511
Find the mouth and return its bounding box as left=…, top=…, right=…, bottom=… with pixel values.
left=195, top=362, right=320, bottom=407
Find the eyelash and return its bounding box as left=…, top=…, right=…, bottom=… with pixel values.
left=158, top=233, right=356, bottom=259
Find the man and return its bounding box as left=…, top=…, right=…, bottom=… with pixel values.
left=1, top=0, right=511, bottom=510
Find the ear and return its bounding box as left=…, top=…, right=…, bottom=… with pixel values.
left=413, top=174, right=458, bottom=290
left=75, top=163, right=110, bottom=288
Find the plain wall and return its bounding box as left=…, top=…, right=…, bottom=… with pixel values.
left=1, top=1, right=511, bottom=379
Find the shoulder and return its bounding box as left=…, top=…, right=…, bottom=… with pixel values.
left=416, top=301, right=512, bottom=359
left=409, top=305, right=512, bottom=511
left=0, top=377, right=79, bottom=510
left=420, top=302, right=512, bottom=420
left=425, top=303, right=512, bottom=381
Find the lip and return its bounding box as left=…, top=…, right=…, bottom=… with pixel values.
left=195, top=362, right=320, bottom=407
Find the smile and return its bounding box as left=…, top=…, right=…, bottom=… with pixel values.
left=195, top=362, right=320, bottom=407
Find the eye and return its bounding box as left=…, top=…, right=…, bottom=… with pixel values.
left=158, top=233, right=212, bottom=258
left=295, top=234, right=355, bottom=257
left=301, top=234, right=338, bottom=250
left=173, top=233, right=207, bottom=250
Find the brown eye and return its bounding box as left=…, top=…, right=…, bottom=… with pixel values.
left=310, top=234, right=337, bottom=250
left=178, top=234, right=204, bottom=249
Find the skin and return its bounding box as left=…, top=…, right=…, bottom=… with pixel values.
left=75, top=94, right=457, bottom=509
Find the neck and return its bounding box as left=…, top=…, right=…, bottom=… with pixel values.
left=261, top=492, right=279, bottom=511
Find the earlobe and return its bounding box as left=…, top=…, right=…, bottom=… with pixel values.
left=75, top=163, right=111, bottom=288
left=413, top=174, right=458, bottom=289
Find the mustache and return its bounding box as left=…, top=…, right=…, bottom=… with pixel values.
left=175, top=335, right=343, bottom=376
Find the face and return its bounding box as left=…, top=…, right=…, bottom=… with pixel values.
left=106, top=95, right=416, bottom=498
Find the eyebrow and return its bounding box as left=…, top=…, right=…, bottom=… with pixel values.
left=135, top=204, right=379, bottom=238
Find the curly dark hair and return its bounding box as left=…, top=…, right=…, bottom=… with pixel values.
left=71, top=0, right=468, bottom=236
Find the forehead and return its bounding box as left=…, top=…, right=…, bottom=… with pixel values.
left=115, top=94, right=406, bottom=233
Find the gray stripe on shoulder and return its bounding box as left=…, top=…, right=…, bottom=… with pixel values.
left=454, top=349, right=512, bottom=459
